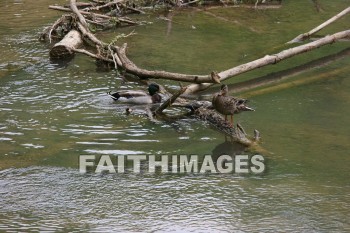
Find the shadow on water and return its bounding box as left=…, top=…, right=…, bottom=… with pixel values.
left=49, top=55, right=75, bottom=69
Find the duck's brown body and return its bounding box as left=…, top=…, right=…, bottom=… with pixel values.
left=212, top=85, right=254, bottom=125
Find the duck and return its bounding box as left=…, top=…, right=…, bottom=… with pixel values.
left=212, top=84, right=254, bottom=126
left=108, top=83, right=162, bottom=104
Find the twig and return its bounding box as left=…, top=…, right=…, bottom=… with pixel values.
left=108, top=45, right=118, bottom=69
left=85, top=0, right=123, bottom=11
left=180, top=0, right=200, bottom=6
left=48, top=15, right=70, bottom=43
left=49, top=5, right=139, bottom=25
left=72, top=48, right=114, bottom=63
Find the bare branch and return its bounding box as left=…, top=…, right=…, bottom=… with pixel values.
left=116, top=43, right=217, bottom=83
left=288, top=6, right=350, bottom=43
left=155, top=86, right=188, bottom=115
left=184, top=29, right=350, bottom=94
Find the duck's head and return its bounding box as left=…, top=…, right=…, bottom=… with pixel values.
left=220, top=84, right=228, bottom=95
left=148, top=83, right=160, bottom=96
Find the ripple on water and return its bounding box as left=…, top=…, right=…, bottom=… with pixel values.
left=0, top=166, right=349, bottom=232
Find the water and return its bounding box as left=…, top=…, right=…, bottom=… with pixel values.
left=1, top=0, right=350, bottom=232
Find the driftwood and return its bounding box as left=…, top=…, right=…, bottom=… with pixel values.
left=105, top=28, right=350, bottom=89
left=50, top=30, right=82, bottom=58
left=288, top=7, right=350, bottom=44
left=42, top=0, right=349, bottom=148
left=195, top=107, right=256, bottom=146
left=152, top=87, right=258, bottom=146
left=44, top=1, right=350, bottom=88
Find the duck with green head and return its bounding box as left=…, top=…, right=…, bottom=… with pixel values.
left=108, top=83, right=162, bottom=104
left=212, top=84, right=254, bottom=126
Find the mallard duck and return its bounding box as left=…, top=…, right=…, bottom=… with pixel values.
left=108, top=83, right=162, bottom=104
left=212, top=84, right=254, bottom=125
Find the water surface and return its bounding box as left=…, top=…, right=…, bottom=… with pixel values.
left=0, top=0, right=349, bottom=232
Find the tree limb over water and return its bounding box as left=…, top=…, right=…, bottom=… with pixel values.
left=287, top=6, right=350, bottom=44
left=40, top=0, right=349, bottom=147
left=184, top=29, right=350, bottom=94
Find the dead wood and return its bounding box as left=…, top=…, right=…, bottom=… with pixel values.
left=225, top=47, right=350, bottom=95
left=288, top=6, right=350, bottom=44
left=194, top=107, right=255, bottom=146
left=70, top=0, right=88, bottom=28
left=152, top=89, right=257, bottom=146
left=49, top=5, right=139, bottom=26
left=116, top=43, right=220, bottom=83
left=50, top=30, right=82, bottom=58
left=42, top=0, right=349, bottom=148
left=155, top=86, right=188, bottom=115
left=184, top=29, right=350, bottom=94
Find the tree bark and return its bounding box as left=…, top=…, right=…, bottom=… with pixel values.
left=49, top=30, right=82, bottom=58
left=194, top=107, right=255, bottom=146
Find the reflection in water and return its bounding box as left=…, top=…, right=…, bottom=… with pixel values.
left=211, top=140, right=247, bottom=159
left=49, top=55, right=74, bottom=69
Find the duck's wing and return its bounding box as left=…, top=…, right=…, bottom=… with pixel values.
left=232, top=97, right=254, bottom=112
left=118, top=90, right=148, bottom=98
left=108, top=90, right=148, bottom=101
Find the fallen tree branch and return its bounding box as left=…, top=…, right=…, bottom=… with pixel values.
left=42, top=0, right=267, bottom=148
left=287, top=6, right=350, bottom=44
left=194, top=108, right=254, bottom=146
left=70, top=0, right=88, bottom=28
left=116, top=43, right=220, bottom=83
left=226, top=47, right=350, bottom=94
left=155, top=86, right=188, bottom=115
left=77, top=22, right=105, bottom=46
left=184, top=29, right=350, bottom=94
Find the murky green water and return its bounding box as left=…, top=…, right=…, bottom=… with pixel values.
left=1, top=0, right=349, bottom=232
